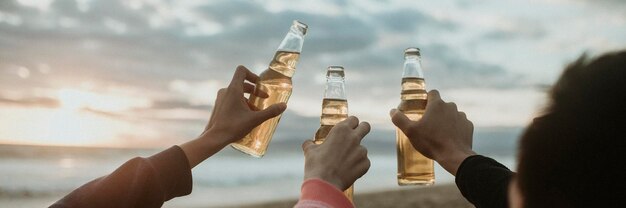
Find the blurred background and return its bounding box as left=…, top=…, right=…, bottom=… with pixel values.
left=1, top=0, right=625, bottom=207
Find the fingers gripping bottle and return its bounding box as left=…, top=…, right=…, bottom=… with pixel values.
left=231, top=20, right=308, bottom=157
left=313, top=66, right=354, bottom=201
left=396, top=48, right=435, bottom=185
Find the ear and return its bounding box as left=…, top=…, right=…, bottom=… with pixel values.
left=508, top=176, right=524, bottom=208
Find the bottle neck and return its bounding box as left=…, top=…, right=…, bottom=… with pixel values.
left=277, top=22, right=306, bottom=53
left=268, top=51, right=299, bottom=78
left=324, top=77, right=347, bottom=100
left=402, top=57, right=424, bottom=79
left=269, top=21, right=306, bottom=77
left=400, top=57, right=427, bottom=102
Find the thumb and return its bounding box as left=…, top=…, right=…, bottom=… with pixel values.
left=301, top=140, right=316, bottom=154
left=390, top=109, right=412, bottom=131
left=254, top=102, right=287, bottom=123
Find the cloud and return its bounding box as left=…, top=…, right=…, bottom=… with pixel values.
left=271, top=110, right=319, bottom=142
left=481, top=26, right=546, bottom=41
left=2, top=0, right=522, bottom=94
left=421, top=43, right=522, bottom=89
left=195, top=1, right=379, bottom=57
left=575, top=0, right=626, bottom=6
left=374, top=9, right=457, bottom=32
left=168, top=79, right=224, bottom=106
left=0, top=97, right=59, bottom=108
left=316, top=42, right=522, bottom=92
left=1, top=0, right=526, bottom=114
left=150, top=100, right=211, bottom=111
left=0, top=1, right=21, bottom=13
left=2, top=0, right=626, bottom=147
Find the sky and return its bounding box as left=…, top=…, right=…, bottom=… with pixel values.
left=1, top=0, right=625, bottom=147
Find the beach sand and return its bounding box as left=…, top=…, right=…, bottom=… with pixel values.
left=232, top=184, right=473, bottom=208
left=0, top=184, right=472, bottom=208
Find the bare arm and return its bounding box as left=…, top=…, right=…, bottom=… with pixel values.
left=52, top=66, right=286, bottom=207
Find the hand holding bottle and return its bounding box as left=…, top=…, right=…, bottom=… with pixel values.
left=232, top=20, right=307, bottom=157
left=205, top=65, right=288, bottom=144
left=302, top=116, right=371, bottom=191
left=180, top=66, right=287, bottom=168
left=390, top=90, right=476, bottom=176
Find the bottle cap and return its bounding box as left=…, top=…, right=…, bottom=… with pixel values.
left=293, top=20, right=308, bottom=35
left=327, top=66, right=345, bottom=78
left=404, top=47, right=421, bottom=58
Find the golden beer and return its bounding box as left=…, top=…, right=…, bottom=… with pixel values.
left=314, top=98, right=353, bottom=201
left=231, top=21, right=307, bottom=157
left=397, top=48, right=435, bottom=185
left=314, top=99, right=349, bottom=144
left=232, top=51, right=299, bottom=156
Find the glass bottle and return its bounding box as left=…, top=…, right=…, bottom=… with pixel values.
left=231, top=20, right=308, bottom=157
left=396, top=47, right=435, bottom=185
left=313, top=66, right=354, bottom=201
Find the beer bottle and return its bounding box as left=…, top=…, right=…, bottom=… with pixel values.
left=231, top=20, right=308, bottom=157
left=313, top=66, right=353, bottom=201
left=396, top=47, right=435, bottom=185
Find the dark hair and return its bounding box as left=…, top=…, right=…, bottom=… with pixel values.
left=517, top=51, right=626, bottom=207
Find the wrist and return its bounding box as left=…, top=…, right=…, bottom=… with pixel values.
left=201, top=127, right=234, bottom=148
left=435, top=149, right=476, bottom=176
left=305, top=171, right=344, bottom=191
left=180, top=129, right=232, bottom=169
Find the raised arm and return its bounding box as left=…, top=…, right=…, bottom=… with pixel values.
left=390, top=90, right=512, bottom=208
left=51, top=66, right=286, bottom=208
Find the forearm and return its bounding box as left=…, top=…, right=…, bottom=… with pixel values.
left=179, top=128, right=231, bottom=168
left=51, top=146, right=193, bottom=208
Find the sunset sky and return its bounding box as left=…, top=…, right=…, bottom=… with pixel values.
left=1, top=0, right=625, bottom=147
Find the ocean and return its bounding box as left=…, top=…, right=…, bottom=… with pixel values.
left=0, top=127, right=522, bottom=208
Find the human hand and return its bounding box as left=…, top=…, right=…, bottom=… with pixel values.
left=181, top=66, right=287, bottom=168
left=302, top=116, right=371, bottom=191
left=390, top=90, right=475, bottom=176
left=202, top=65, right=287, bottom=145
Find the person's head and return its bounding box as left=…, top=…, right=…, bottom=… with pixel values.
left=510, top=51, right=626, bottom=208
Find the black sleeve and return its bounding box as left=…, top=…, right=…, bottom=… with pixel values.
left=455, top=155, right=514, bottom=208
left=50, top=146, right=193, bottom=208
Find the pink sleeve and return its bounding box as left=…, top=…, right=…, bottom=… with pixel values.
left=294, top=179, right=354, bottom=208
